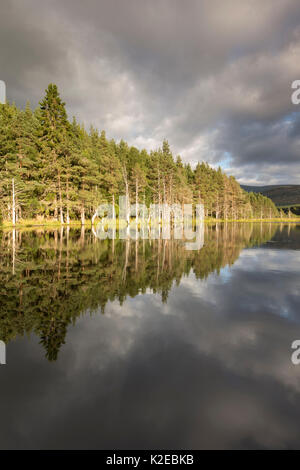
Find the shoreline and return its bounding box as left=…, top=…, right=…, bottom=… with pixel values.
left=1, top=217, right=299, bottom=230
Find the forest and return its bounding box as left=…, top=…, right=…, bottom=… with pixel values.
left=0, top=84, right=279, bottom=225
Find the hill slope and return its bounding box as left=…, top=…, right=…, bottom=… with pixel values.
left=241, top=184, right=300, bottom=207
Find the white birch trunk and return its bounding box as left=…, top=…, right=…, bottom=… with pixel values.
left=12, top=178, right=16, bottom=226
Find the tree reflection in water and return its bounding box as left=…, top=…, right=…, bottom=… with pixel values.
left=0, top=223, right=277, bottom=361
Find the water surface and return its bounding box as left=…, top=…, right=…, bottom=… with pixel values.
left=0, top=223, right=300, bottom=449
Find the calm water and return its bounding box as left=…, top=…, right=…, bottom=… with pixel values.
left=0, top=223, right=300, bottom=449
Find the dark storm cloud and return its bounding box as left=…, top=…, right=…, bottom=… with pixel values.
left=0, top=1, right=75, bottom=105
left=1, top=0, right=300, bottom=183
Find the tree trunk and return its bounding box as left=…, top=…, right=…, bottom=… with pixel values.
left=135, top=179, right=139, bottom=226
left=112, top=194, right=116, bottom=222
left=143, top=193, right=146, bottom=223
left=12, top=178, right=16, bottom=226
left=81, top=205, right=85, bottom=226
left=66, top=177, right=70, bottom=225
left=54, top=194, right=58, bottom=221
left=122, top=165, right=130, bottom=224
left=58, top=171, right=64, bottom=224
left=12, top=229, right=16, bottom=275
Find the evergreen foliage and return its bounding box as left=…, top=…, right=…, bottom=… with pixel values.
left=0, top=84, right=279, bottom=223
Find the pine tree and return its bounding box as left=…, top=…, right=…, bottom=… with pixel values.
left=0, top=84, right=280, bottom=223
left=38, top=84, right=70, bottom=222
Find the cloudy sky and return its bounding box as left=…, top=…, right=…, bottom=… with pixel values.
left=1, top=0, right=300, bottom=185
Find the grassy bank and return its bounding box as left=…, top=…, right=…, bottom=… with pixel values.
left=1, top=216, right=299, bottom=230
left=2, top=219, right=85, bottom=229
left=205, top=217, right=300, bottom=223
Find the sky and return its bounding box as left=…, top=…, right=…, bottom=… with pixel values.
left=1, top=0, right=300, bottom=185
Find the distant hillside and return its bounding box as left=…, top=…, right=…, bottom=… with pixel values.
left=241, top=184, right=300, bottom=208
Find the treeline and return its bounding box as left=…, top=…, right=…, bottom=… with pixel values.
left=0, top=84, right=279, bottom=224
